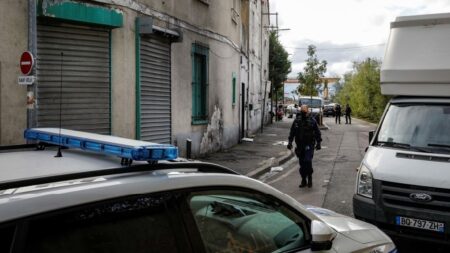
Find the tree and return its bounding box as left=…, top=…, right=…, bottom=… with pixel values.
left=269, top=31, right=291, bottom=101
left=335, top=58, right=390, bottom=122
left=297, top=45, right=327, bottom=96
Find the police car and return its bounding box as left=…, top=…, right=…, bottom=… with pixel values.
left=0, top=128, right=396, bottom=252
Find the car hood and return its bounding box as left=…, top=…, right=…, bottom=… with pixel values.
left=364, top=146, right=450, bottom=188
left=306, top=206, right=391, bottom=244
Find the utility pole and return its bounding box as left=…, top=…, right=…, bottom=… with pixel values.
left=262, top=12, right=290, bottom=124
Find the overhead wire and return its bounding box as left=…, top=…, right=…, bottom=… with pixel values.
left=285, top=43, right=386, bottom=51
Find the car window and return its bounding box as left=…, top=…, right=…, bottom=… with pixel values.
left=188, top=190, right=310, bottom=253
left=23, top=193, right=183, bottom=253
left=377, top=104, right=450, bottom=153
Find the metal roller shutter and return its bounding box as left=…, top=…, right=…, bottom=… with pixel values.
left=36, top=23, right=110, bottom=134
left=140, top=37, right=171, bottom=144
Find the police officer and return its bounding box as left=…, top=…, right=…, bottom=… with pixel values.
left=345, top=104, right=352, bottom=124
left=287, top=105, right=322, bottom=188
left=335, top=104, right=342, bottom=124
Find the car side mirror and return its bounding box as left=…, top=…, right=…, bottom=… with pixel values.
left=368, top=131, right=375, bottom=143
left=311, top=220, right=336, bottom=251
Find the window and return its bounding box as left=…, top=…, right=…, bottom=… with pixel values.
left=192, top=43, right=209, bottom=124
left=232, top=73, right=237, bottom=105
left=24, top=193, right=183, bottom=253
left=377, top=104, right=450, bottom=154
left=188, top=190, right=310, bottom=253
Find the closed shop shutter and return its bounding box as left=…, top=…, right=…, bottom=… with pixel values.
left=140, top=37, right=171, bottom=144
left=36, top=23, right=110, bottom=134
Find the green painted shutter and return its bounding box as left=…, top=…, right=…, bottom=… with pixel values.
left=232, top=73, right=236, bottom=105
left=192, top=47, right=198, bottom=120
left=191, top=44, right=209, bottom=124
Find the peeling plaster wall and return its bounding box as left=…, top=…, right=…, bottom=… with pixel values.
left=199, top=106, right=223, bottom=155
left=169, top=2, right=241, bottom=157
left=172, top=35, right=241, bottom=157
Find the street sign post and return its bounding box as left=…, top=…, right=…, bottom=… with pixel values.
left=19, top=51, right=35, bottom=85
left=20, top=51, right=34, bottom=75
left=18, top=76, right=36, bottom=85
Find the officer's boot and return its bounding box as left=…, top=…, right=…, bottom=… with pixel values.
left=299, top=178, right=307, bottom=188
left=307, top=175, right=313, bottom=188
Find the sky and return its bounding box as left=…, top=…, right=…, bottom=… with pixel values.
left=270, top=0, right=450, bottom=79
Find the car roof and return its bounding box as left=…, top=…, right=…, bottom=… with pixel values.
left=390, top=96, right=450, bottom=104
left=0, top=148, right=142, bottom=183
left=299, top=96, right=322, bottom=100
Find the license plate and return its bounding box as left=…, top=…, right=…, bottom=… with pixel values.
left=396, top=216, right=445, bottom=233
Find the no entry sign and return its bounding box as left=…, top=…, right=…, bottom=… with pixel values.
left=20, top=51, right=34, bottom=75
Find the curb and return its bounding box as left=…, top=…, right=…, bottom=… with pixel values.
left=320, top=122, right=330, bottom=130
left=246, top=150, right=295, bottom=179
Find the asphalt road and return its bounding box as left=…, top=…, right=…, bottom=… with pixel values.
left=262, top=116, right=449, bottom=252
left=262, top=115, right=376, bottom=216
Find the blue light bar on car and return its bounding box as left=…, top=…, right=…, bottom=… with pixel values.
left=24, top=128, right=178, bottom=161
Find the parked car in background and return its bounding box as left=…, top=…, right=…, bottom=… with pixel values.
left=286, top=104, right=298, bottom=118
left=323, top=103, right=336, bottom=117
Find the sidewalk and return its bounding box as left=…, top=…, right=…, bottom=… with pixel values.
left=200, top=119, right=295, bottom=177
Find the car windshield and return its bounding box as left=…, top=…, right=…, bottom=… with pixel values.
left=377, top=104, right=450, bottom=154
left=299, top=98, right=322, bottom=108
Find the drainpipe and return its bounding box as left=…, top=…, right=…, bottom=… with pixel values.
left=246, top=1, right=251, bottom=137
left=28, top=0, right=37, bottom=129
left=260, top=1, right=265, bottom=133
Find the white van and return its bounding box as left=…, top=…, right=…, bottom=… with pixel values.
left=353, top=13, right=450, bottom=245
left=299, top=96, right=323, bottom=123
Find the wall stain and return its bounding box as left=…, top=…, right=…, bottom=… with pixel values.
left=200, top=105, right=223, bottom=155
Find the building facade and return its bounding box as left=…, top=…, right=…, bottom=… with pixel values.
left=0, top=0, right=269, bottom=157
left=240, top=0, right=270, bottom=136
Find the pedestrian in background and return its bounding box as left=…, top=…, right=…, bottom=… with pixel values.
left=287, top=105, right=322, bottom=188
left=335, top=104, right=342, bottom=124
left=293, top=104, right=299, bottom=118
left=345, top=104, right=352, bottom=124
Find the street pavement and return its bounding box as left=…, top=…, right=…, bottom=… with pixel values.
left=200, top=119, right=294, bottom=177
left=265, top=116, right=376, bottom=216
left=200, top=115, right=376, bottom=217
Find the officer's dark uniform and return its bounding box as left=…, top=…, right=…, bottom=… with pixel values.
left=345, top=105, right=352, bottom=124
left=288, top=113, right=322, bottom=188
left=335, top=104, right=342, bottom=124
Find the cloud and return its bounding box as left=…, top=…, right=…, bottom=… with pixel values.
left=288, top=40, right=384, bottom=77
left=290, top=40, right=385, bottom=64
left=271, top=0, right=450, bottom=77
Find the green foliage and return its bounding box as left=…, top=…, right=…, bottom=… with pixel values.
left=336, top=58, right=390, bottom=122
left=269, top=32, right=291, bottom=94
left=297, top=45, right=327, bottom=96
